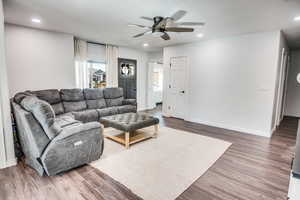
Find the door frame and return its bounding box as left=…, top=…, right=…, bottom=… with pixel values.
left=167, top=56, right=189, bottom=120
left=275, top=48, right=289, bottom=127
left=281, top=54, right=290, bottom=119
left=0, top=101, right=6, bottom=169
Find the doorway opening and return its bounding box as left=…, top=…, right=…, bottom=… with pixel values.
left=147, top=62, right=164, bottom=110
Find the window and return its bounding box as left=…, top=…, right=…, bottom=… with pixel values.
left=87, top=42, right=107, bottom=88
left=87, top=61, right=106, bottom=88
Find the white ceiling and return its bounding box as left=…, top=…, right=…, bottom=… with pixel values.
left=3, top=0, right=300, bottom=51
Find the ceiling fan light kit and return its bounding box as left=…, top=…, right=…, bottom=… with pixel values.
left=128, top=10, right=205, bottom=41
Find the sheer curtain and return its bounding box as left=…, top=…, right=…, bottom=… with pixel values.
left=74, top=38, right=89, bottom=88
left=106, top=44, right=119, bottom=87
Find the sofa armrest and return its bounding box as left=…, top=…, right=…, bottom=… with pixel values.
left=122, top=99, right=137, bottom=106
left=41, top=122, right=104, bottom=175
left=54, top=122, right=102, bottom=141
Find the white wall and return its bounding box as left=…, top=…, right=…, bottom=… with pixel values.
left=5, top=24, right=75, bottom=96
left=163, top=31, right=281, bottom=137
left=285, top=50, right=300, bottom=117
left=4, top=24, right=149, bottom=110
left=148, top=50, right=163, bottom=63
left=0, top=1, right=16, bottom=168
left=119, top=47, right=148, bottom=110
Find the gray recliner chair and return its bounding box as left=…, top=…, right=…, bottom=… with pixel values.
left=12, top=95, right=104, bottom=176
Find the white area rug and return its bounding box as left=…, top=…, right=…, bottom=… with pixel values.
left=91, top=127, right=231, bottom=200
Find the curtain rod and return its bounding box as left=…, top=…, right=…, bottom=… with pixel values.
left=87, top=41, right=105, bottom=46
left=74, top=37, right=121, bottom=48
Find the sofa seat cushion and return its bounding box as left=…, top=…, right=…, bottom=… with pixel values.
left=56, top=112, right=74, bottom=119
left=55, top=115, right=81, bottom=128
left=72, top=109, right=99, bottom=123
left=97, top=107, right=119, bottom=118
left=104, top=88, right=124, bottom=107
left=116, top=105, right=137, bottom=114
left=20, top=96, right=62, bottom=139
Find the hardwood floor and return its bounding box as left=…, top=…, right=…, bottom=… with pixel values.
left=0, top=107, right=297, bottom=200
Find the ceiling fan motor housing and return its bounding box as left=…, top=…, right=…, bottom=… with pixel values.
left=152, top=16, right=165, bottom=33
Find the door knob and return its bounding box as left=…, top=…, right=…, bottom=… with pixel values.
left=180, top=91, right=185, bottom=94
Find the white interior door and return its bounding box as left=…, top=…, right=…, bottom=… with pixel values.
left=169, top=57, right=187, bottom=119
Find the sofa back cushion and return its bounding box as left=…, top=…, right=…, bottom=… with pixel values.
left=32, top=89, right=64, bottom=115
left=61, top=89, right=87, bottom=112
left=14, top=91, right=34, bottom=104
left=84, top=88, right=106, bottom=109
left=103, top=88, right=124, bottom=107
left=12, top=102, right=51, bottom=159
left=20, top=96, right=62, bottom=139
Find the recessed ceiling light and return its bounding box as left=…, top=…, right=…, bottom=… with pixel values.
left=197, top=33, right=204, bottom=38
left=143, top=43, right=149, bottom=47
left=31, top=18, right=41, bottom=23
left=294, top=16, right=300, bottom=21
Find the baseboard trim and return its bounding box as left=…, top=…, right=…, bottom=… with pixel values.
left=271, top=126, right=277, bottom=136
left=5, top=157, right=17, bottom=168
left=0, top=162, right=5, bottom=169
left=185, top=117, right=272, bottom=138
left=137, top=107, right=148, bottom=112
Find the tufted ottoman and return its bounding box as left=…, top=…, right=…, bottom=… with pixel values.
left=100, top=112, right=159, bottom=148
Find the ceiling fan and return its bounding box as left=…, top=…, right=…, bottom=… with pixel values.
left=128, top=10, right=205, bottom=41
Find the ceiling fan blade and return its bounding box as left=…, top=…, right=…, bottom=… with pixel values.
left=170, top=10, right=187, bottom=21
left=165, top=27, right=194, bottom=32
left=161, top=33, right=170, bottom=40
left=128, top=23, right=151, bottom=29
left=141, top=16, right=153, bottom=21
left=133, top=31, right=151, bottom=38
left=176, top=22, right=205, bottom=26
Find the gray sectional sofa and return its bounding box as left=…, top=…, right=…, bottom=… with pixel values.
left=12, top=88, right=137, bottom=176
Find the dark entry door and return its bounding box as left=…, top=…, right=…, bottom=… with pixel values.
left=118, top=58, right=137, bottom=99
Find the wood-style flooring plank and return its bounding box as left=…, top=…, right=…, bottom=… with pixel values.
left=0, top=106, right=297, bottom=200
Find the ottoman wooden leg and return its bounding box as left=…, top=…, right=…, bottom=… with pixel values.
left=153, top=124, right=159, bottom=138
left=125, top=132, right=130, bottom=149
